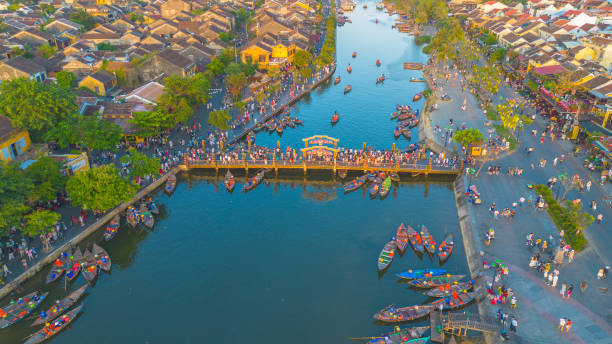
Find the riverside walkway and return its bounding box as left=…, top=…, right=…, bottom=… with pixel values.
left=181, top=158, right=461, bottom=176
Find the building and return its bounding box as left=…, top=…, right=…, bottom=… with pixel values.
left=0, top=115, right=31, bottom=162
left=153, top=49, right=196, bottom=77
left=78, top=70, right=118, bottom=96
left=0, top=56, right=47, bottom=81
left=121, top=81, right=164, bottom=104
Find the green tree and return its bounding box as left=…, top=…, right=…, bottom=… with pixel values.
left=36, top=44, right=57, bottom=58
left=69, top=9, right=96, bottom=30
left=293, top=50, right=313, bottom=79
left=66, top=164, right=137, bottom=212
left=97, top=42, right=116, bottom=51
left=566, top=201, right=595, bottom=235
left=208, top=110, right=231, bottom=130
left=128, top=12, right=145, bottom=24
left=226, top=72, right=247, bottom=101
left=0, top=201, right=30, bottom=237
left=25, top=156, right=66, bottom=203
left=0, top=161, right=33, bottom=205
left=120, top=148, right=160, bottom=179
left=129, top=108, right=176, bottom=137
left=22, top=209, right=61, bottom=238
left=489, top=47, right=507, bottom=63
left=224, top=62, right=243, bottom=75
left=207, top=58, right=226, bottom=76
left=40, top=4, right=56, bottom=15
left=56, top=71, right=77, bottom=90
left=219, top=31, right=235, bottom=43
left=453, top=128, right=484, bottom=148
left=0, top=78, right=78, bottom=134
left=254, top=90, right=267, bottom=106
left=74, top=116, right=122, bottom=157
left=155, top=74, right=211, bottom=123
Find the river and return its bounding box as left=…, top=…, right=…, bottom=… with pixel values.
left=0, top=4, right=470, bottom=344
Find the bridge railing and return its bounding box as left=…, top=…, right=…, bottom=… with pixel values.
left=184, top=159, right=460, bottom=172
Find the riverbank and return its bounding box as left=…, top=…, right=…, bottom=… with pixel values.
left=423, top=60, right=612, bottom=343
left=0, top=167, right=180, bottom=300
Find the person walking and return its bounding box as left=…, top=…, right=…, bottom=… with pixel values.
left=586, top=180, right=592, bottom=191
left=580, top=280, right=588, bottom=294
left=566, top=284, right=574, bottom=299
left=558, top=317, right=566, bottom=331
left=560, top=282, right=567, bottom=297
left=565, top=319, right=572, bottom=333
left=568, top=249, right=575, bottom=263
left=510, top=317, right=518, bottom=332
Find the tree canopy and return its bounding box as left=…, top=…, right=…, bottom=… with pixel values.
left=453, top=128, right=484, bottom=148
left=56, top=71, right=77, bottom=90
left=0, top=161, right=33, bottom=236
left=0, top=77, right=78, bottom=135
left=22, top=209, right=61, bottom=238
left=25, top=156, right=66, bottom=204
left=66, top=164, right=137, bottom=212
left=208, top=110, right=231, bottom=130
left=226, top=72, right=246, bottom=101
left=69, top=9, right=96, bottom=30
left=120, top=148, right=160, bottom=179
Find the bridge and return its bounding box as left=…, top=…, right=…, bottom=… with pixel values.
left=430, top=310, right=502, bottom=343
left=180, top=159, right=461, bottom=177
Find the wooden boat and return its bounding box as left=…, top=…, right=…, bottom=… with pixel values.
left=395, top=223, right=409, bottom=253
left=140, top=205, right=154, bottom=229
left=344, top=175, right=367, bottom=193
left=277, top=125, right=284, bottom=135
left=31, top=284, right=87, bottom=327
left=65, top=248, right=83, bottom=283
left=367, top=172, right=377, bottom=182
left=396, top=268, right=448, bottom=280
left=92, top=243, right=111, bottom=272
left=103, top=214, right=120, bottom=241
left=407, top=275, right=466, bottom=288
left=45, top=253, right=68, bottom=284
left=426, top=281, right=473, bottom=298
left=369, top=182, right=380, bottom=198
left=394, top=128, right=401, bottom=139
left=409, top=77, right=426, bottom=82
left=403, top=62, right=423, bottom=70
left=376, top=75, right=385, bottom=84
left=254, top=122, right=264, bottom=132
left=438, top=233, right=454, bottom=263
left=420, top=225, right=436, bottom=255
left=24, top=304, right=84, bottom=344
left=402, top=128, right=411, bottom=140
left=373, top=304, right=432, bottom=322
left=365, top=326, right=429, bottom=344
left=352, top=52, right=357, bottom=58
left=412, top=93, right=422, bottom=102
left=427, top=291, right=476, bottom=310
left=406, top=225, right=424, bottom=254
left=408, top=118, right=419, bottom=128
left=377, top=240, right=396, bottom=271
left=338, top=169, right=348, bottom=179
left=389, top=172, right=399, bottom=182
left=331, top=112, right=339, bottom=124
left=244, top=170, right=265, bottom=192
left=347, top=65, right=352, bottom=73
left=334, top=76, right=341, bottom=85
left=0, top=292, right=48, bottom=329
left=344, top=85, right=352, bottom=94
left=376, top=59, right=381, bottom=66
left=224, top=170, right=235, bottom=192
left=126, top=206, right=139, bottom=228
left=380, top=177, right=392, bottom=199
left=81, top=249, right=98, bottom=283
left=165, top=174, right=176, bottom=194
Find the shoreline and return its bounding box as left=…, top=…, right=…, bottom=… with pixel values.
left=0, top=166, right=180, bottom=300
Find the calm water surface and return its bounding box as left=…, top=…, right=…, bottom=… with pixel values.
left=0, top=5, right=470, bottom=344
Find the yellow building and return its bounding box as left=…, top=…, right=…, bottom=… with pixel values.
left=96, top=0, right=115, bottom=5
left=0, top=115, right=31, bottom=162
left=78, top=70, right=117, bottom=96
left=241, top=32, right=307, bottom=70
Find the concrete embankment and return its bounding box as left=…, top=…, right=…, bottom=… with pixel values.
left=0, top=166, right=180, bottom=300
left=229, top=64, right=337, bottom=145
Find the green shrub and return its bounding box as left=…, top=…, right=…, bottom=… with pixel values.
left=534, top=184, right=588, bottom=251
left=415, top=35, right=431, bottom=45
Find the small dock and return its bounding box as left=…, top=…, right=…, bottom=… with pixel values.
left=429, top=311, right=502, bottom=343
left=181, top=159, right=461, bottom=177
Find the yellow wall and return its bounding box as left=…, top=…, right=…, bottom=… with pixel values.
left=96, top=0, right=115, bottom=4
left=78, top=77, right=111, bottom=96
left=0, top=130, right=31, bottom=161
left=241, top=43, right=299, bottom=69
left=573, top=47, right=596, bottom=63
left=241, top=45, right=271, bottom=65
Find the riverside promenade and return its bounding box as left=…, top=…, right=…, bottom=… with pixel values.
left=423, top=62, right=612, bottom=343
